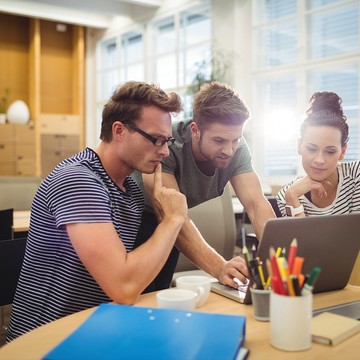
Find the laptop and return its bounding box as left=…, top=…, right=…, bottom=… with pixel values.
left=211, top=213, right=360, bottom=304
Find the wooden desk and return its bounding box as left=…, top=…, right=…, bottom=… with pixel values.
left=1, top=286, right=359, bottom=359
left=14, top=200, right=242, bottom=229
left=13, top=211, right=30, bottom=233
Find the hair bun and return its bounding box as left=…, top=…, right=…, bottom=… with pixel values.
left=307, top=91, right=345, bottom=120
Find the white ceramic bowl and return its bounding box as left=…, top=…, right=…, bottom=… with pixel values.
left=156, top=288, right=197, bottom=310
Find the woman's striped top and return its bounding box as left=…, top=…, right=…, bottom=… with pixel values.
left=276, top=161, right=360, bottom=216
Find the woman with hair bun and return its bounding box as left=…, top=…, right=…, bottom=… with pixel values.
left=276, top=91, right=360, bottom=217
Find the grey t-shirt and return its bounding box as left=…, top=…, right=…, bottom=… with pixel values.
left=132, top=120, right=253, bottom=211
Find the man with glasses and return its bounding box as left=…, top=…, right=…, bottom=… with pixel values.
left=120, top=121, right=176, bottom=147
left=133, top=81, right=275, bottom=292
left=7, top=81, right=187, bottom=342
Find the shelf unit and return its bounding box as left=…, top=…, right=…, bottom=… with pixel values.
left=0, top=13, right=84, bottom=177
left=0, top=124, right=35, bottom=175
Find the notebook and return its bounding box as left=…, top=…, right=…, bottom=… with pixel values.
left=211, top=213, right=360, bottom=304
left=311, top=311, right=360, bottom=345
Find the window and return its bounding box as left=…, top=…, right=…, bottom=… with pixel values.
left=96, top=1, right=211, bottom=125
left=179, top=8, right=211, bottom=86
left=97, top=38, right=120, bottom=101
left=150, top=16, right=177, bottom=89
left=255, top=75, right=299, bottom=177
left=120, top=31, right=144, bottom=82
left=148, top=2, right=211, bottom=118
left=253, top=0, right=297, bottom=69
left=97, top=29, right=144, bottom=100
left=307, top=2, right=359, bottom=59
left=252, top=0, right=360, bottom=184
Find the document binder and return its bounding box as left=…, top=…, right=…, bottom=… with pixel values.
left=44, top=303, right=246, bottom=360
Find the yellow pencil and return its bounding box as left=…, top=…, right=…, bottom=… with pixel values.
left=258, top=264, right=266, bottom=288
left=265, top=259, right=272, bottom=289
left=275, top=246, right=282, bottom=258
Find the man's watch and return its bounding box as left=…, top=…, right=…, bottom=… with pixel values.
left=285, top=204, right=304, bottom=217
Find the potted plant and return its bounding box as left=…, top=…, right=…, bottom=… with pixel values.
left=0, top=87, right=10, bottom=124
left=185, top=49, right=232, bottom=118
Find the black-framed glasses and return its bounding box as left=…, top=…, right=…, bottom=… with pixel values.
left=121, top=121, right=175, bottom=147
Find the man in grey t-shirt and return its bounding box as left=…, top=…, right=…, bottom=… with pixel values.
left=133, top=82, right=275, bottom=292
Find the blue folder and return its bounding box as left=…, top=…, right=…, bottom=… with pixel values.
left=43, top=303, right=246, bottom=360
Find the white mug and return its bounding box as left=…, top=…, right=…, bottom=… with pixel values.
left=156, top=288, right=198, bottom=310
left=175, top=275, right=212, bottom=307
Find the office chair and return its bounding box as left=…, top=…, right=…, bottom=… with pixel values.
left=0, top=237, right=27, bottom=332
left=0, top=208, right=14, bottom=241
left=266, top=195, right=282, bottom=218
left=172, top=186, right=237, bottom=281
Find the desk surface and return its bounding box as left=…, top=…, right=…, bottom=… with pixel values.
left=1, top=286, right=359, bottom=360
left=14, top=203, right=242, bottom=231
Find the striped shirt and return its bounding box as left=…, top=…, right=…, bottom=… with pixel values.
left=276, top=161, right=360, bottom=216
left=6, top=148, right=144, bottom=342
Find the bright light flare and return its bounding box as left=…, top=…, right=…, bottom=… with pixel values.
left=263, top=109, right=299, bottom=145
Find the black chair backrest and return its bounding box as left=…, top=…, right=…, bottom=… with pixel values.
left=266, top=196, right=282, bottom=218
left=0, top=208, right=14, bottom=241
left=242, top=195, right=282, bottom=224
left=0, top=237, right=27, bottom=306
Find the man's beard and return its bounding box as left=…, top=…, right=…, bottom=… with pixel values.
left=198, top=139, right=231, bottom=170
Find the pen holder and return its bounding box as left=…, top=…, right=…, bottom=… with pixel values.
left=250, top=287, right=270, bottom=321
left=270, top=292, right=312, bottom=351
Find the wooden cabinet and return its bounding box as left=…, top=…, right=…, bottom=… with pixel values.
left=0, top=124, right=35, bottom=175
left=0, top=125, right=15, bottom=175
left=41, top=134, right=79, bottom=177
left=0, top=13, right=84, bottom=177
left=39, top=114, right=81, bottom=177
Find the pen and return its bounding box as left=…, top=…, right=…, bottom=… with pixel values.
left=249, top=259, right=264, bottom=289
left=241, top=226, right=246, bottom=249
left=280, top=247, right=286, bottom=258
left=283, top=258, right=295, bottom=296
left=278, top=257, right=294, bottom=296
left=298, top=273, right=305, bottom=289
left=275, top=247, right=282, bottom=258
left=258, top=263, right=266, bottom=288
left=271, top=275, right=282, bottom=295
left=290, top=275, right=301, bottom=296
left=276, top=257, right=287, bottom=284
left=301, top=266, right=321, bottom=295
left=265, top=258, right=272, bottom=289
left=287, top=238, right=298, bottom=274
left=242, top=245, right=252, bottom=264
left=277, top=257, right=296, bottom=296
left=251, top=244, right=257, bottom=260
left=269, top=247, right=286, bottom=295
left=291, top=256, right=304, bottom=276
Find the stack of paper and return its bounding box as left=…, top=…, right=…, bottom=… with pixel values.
left=44, top=303, right=246, bottom=359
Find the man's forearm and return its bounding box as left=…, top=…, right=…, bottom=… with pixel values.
left=248, top=203, right=275, bottom=240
